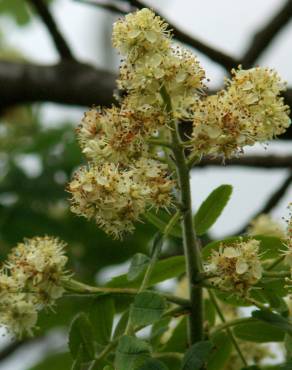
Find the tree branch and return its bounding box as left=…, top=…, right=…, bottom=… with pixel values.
left=27, top=0, right=75, bottom=60
left=241, top=0, right=292, bottom=67
left=235, top=171, right=292, bottom=235
left=0, top=60, right=116, bottom=108
left=196, top=154, right=292, bottom=168
left=73, top=0, right=132, bottom=15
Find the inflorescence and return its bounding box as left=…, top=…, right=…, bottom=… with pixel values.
left=0, top=236, right=69, bottom=337
left=67, top=8, right=290, bottom=239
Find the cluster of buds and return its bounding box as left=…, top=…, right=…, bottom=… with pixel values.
left=0, top=236, right=69, bottom=337
left=192, top=67, right=290, bottom=158
left=204, top=239, right=263, bottom=293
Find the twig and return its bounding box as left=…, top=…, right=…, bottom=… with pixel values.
left=235, top=171, right=292, bottom=235
left=196, top=154, right=292, bottom=169
left=208, top=290, right=248, bottom=367
left=242, top=0, right=292, bottom=67
left=73, top=0, right=132, bottom=14
left=27, top=0, right=75, bottom=60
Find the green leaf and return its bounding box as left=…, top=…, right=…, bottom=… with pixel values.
left=113, top=311, right=129, bottom=339
left=252, top=310, right=292, bottom=336
left=163, top=317, right=188, bottom=353
left=108, top=256, right=185, bottom=289
left=194, top=185, right=232, bottom=236
left=144, top=211, right=182, bottom=238
left=115, top=336, right=151, bottom=370
left=130, top=292, right=166, bottom=327
left=182, top=341, right=214, bottom=370
left=138, top=358, right=168, bottom=370
left=150, top=317, right=171, bottom=348
left=207, top=332, right=232, bottom=370
left=68, top=313, right=95, bottom=361
left=128, top=253, right=151, bottom=282
left=233, top=320, right=285, bottom=342
left=204, top=299, right=216, bottom=327
left=89, top=296, right=115, bottom=345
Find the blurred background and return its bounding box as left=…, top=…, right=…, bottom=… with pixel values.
left=0, top=0, right=292, bottom=368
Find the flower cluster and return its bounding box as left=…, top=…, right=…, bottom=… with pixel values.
left=192, top=67, right=290, bottom=158
left=248, top=214, right=286, bottom=239
left=68, top=160, right=173, bottom=239
left=113, top=8, right=205, bottom=119
left=77, top=105, right=164, bottom=164
left=69, top=8, right=188, bottom=239
left=204, top=239, right=263, bottom=293
left=0, top=236, right=69, bottom=337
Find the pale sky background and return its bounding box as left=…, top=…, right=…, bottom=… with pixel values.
left=1, top=0, right=292, bottom=368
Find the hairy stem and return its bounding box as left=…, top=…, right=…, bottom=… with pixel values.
left=160, top=86, right=203, bottom=344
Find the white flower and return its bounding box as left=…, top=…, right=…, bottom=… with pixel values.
left=204, top=239, right=263, bottom=293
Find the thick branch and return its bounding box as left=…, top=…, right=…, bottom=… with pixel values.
left=242, top=0, right=292, bottom=67
left=196, top=154, right=292, bottom=168
left=28, top=0, right=75, bottom=60
left=0, top=60, right=116, bottom=108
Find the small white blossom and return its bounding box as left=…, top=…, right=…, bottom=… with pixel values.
left=204, top=239, right=263, bottom=293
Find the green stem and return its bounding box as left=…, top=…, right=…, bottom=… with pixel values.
left=147, top=138, right=173, bottom=148
left=265, top=255, right=285, bottom=271
left=139, top=210, right=180, bottom=292
left=64, top=279, right=189, bottom=307
left=160, top=85, right=203, bottom=344
left=263, top=270, right=289, bottom=278
left=211, top=317, right=257, bottom=336
left=208, top=290, right=248, bottom=367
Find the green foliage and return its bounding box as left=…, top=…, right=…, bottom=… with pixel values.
left=138, top=359, right=168, bottom=370
left=144, top=211, right=182, bottom=238
left=130, top=291, right=166, bottom=327
left=128, top=253, right=151, bottom=281
left=108, top=256, right=185, bottom=289
left=194, top=185, right=232, bottom=235
left=89, top=296, right=115, bottom=345
left=181, top=341, right=214, bottom=370
left=207, top=332, right=232, bottom=370
left=115, top=336, right=151, bottom=370
left=68, top=313, right=95, bottom=362
left=233, top=320, right=285, bottom=342
left=0, top=0, right=54, bottom=26
left=252, top=310, right=292, bottom=336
